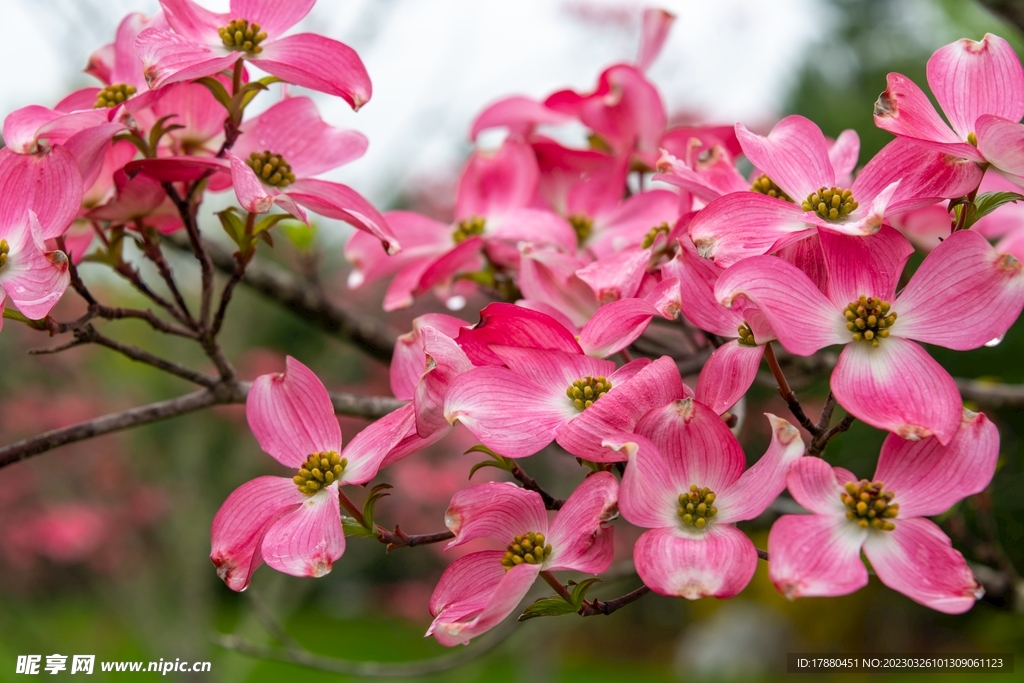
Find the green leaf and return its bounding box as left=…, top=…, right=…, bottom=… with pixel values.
left=569, top=578, right=602, bottom=607
left=147, top=113, right=184, bottom=153
left=341, top=516, right=378, bottom=538
left=971, top=191, right=1024, bottom=227
left=195, top=77, right=233, bottom=110
left=362, top=483, right=393, bottom=530
left=253, top=213, right=294, bottom=236
left=217, top=208, right=248, bottom=248
left=518, top=596, right=577, bottom=621
left=465, top=445, right=515, bottom=479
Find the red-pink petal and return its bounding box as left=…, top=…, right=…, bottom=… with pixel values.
left=252, top=34, right=371, bottom=110
left=210, top=475, right=304, bottom=591
left=546, top=471, right=618, bottom=574
left=875, top=409, right=999, bottom=518
left=428, top=555, right=539, bottom=647
left=339, top=403, right=420, bottom=485
left=517, top=246, right=596, bottom=327
left=818, top=225, right=913, bottom=307
left=456, top=303, right=582, bottom=365
left=261, top=484, right=345, bottom=578
left=831, top=338, right=961, bottom=444
left=245, top=356, right=342, bottom=467
left=231, top=0, right=314, bottom=37
left=577, top=297, right=662, bottom=358
left=287, top=178, right=399, bottom=254
left=829, top=129, right=860, bottom=183
left=634, top=397, right=746, bottom=493
left=862, top=517, right=982, bottom=614
left=714, top=255, right=847, bottom=355
left=927, top=33, right=1024, bottom=141
left=688, top=192, right=813, bottom=267
left=160, top=0, right=223, bottom=41
left=873, top=72, right=963, bottom=145
left=768, top=514, right=868, bottom=599
left=390, top=312, right=467, bottom=400
left=661, top=242, right=741, bottom=337
left=576, top=247, right=649, bottom=303
left=415, top=326, right=474, bottom=437
left=613, top=433, right=679, bottom=529
left=976, top=114, right=1024, bottom=182
left=634, top=525, right=758, bottom=599
left=0, top=146, right=83, bottom=240
left=2, top=106, right=61, bottom=153
left=470, top=96, right=571, bottom=141
left=694, top=341, right=763, bottom=415
left=0, top=212, right=70, bottom=320
left=716, top=415, right=804, bottom=523
left=456, top=139, right=537, bottom=220
left=443, top=367, right=570, bottom=458
left=135, top=27, right=236, bottom=90
left=895, top=229, right=1024, bottom=349
left=348, top=211, right=449, bottom=288
left=557, top=356, right=684, bottom=462
left=785, top=456, right=849, bottom=516
left=737, top=117, right=834, bottom=200
left=444, top=482, right=548, bottom=548
left=636, top=8, right=675, bottom=71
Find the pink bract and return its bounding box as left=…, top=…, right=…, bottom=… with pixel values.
left=769, top=409, right=997, bottom=613
left=427, top=472, right=618, bottom=646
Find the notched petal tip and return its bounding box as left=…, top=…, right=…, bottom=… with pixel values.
left=873, top=90, right=897, bottom=119
left=672, top=397, right=696, bottom=420
left=996, top=252, right=1022, bottom=273
left=765, top=413, right=800, bottom=445
left=896, top=424, right=932, bottom=441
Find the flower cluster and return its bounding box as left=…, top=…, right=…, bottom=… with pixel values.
left=2, top=0, right=1021, bottom=656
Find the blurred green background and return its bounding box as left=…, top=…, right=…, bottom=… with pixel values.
left=1, top=0, right=1023, bottom=681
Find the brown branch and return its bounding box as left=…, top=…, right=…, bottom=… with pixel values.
left=163, top=183, right=215, bottom=330
left=0, top=381, right=404, bottom=470
left=165, top=234, right=399, bottom=361
left=376, top=526, right=454, bottom=551
left=578, top=585, right=651, bottom=616
left=211, top=249, right=251, bottom=337
left=139, top=225, right=197, bottom=327
left=808, top=415, right=856, bottom=457
left=74, top=324, right=218, bottom=388
left=763, top=342, right=820, bottom=436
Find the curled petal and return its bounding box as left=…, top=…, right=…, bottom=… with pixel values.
left=785, top=456, right=849, bottom=516
left=577, top=297, right=662, bottom=358
left=636, top=8, right=675, bottom=71
left=875, top=409, right=999, bottom=518
left=546, top=471, right=618, bottom=574
left=694, top=341, right=763, bottom=415
left=456, top=303, right=582, bottom=365
left=736, top=116, right=834, bottom=200
left=613, top=433, right=683, bottom=529
left=246, top=356, right=342, bottom=467
left=927, top=33, right=1024, bottom=141
left=661, top=244, right=740, bottom=337
left=894, top=229, right=1024, bottom=350
left=976, top=115, right=1024, bottom=182
left=470, top=96, right=571, bottom=140
left=456, top=139, right=537, bottom=220
left=444, top=482, right=548, bottom=548
left=863, top=517, right=982, bottom=614
left=0, top=212, right=70, bottom=320
left=831, top=338, right=962, bottom=445
left=253, top=34, right=371, bottom=110
left=688, top=192, right=812, bottom=267
left=873, top=73, right=964, bottom=146
left=288, top=179, right=399, bottom=254
left=339, top=404, right=417, bottom=486
left=716, top=414, right=805, bottom=523
left=135, top=27, right=237, bottom=90
left=415, top=326, right=474, bottom=437
left=634, top=525, right=758, bottom=599
left=261, top=484, right=345, bottom=579
left=210, top=476, right=304, bottom=592
left=768, top=514, right=868, bottom=599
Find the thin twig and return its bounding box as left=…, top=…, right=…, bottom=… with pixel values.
left=0, top=381, right=404, bottom=470
left=540, top=570, right=575, bottom=604
left=211, top=248, right=252, bottom=337
left=76, top=324, right=218, bottom=388
left=763, top=342, right=820, bottom=436
left=511, top=463, right=564, bottom=510
left=578, top=585, right=651, bottom=616
left=816, top=391, right=837, bottom=432
left=376, top=526, right=454, bottom=551
left=808, top=415, right=856, bottom=456
left=139, top=225, right=197, bottom=327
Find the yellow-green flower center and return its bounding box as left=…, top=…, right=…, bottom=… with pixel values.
left=246, top=150, right=296, bottom=187
left=641, top=222, right=671, bottom=249
left=219, top=19, right=268, bottom=55
left=452, top=216, right=486, bottom=244
left=841, top=479, right=898, bottom=531
left=843, top=295, right=897, bottom=347
left=566, top=376, right=612, bottom=412
left=568, top=214, right=593, bottom=245
left=750, top=174, right=792, bottom=202
left=293, top=451, right=346, bottom=496
left=94, top=83, right=137, bottom=109
left=802, top=186, right=858, bottom=221
left=736, top=322, right=757, bottom=347
left=0, top=239, right=9, bottom=269
left=500, top=531, right=552, bottom=571
left=678, top=485, right=717, bottom=528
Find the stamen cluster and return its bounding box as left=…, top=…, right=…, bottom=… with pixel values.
left=294, top=451, right=347, bottom=496
left=736, top=322, right=757, bottom=347
left=0, top=239, right=8, bottom=269
left=452, top=216, right=486, bottom=244
left=641, top=222, right=671, bottom=249
left=841, top=480, right=899, bottom=531
left=568, top=214, right=593, bottom=244
left=219, top=19, right=268, bottom=54
left=246, top=151, right=296, bottom=187
left=500, top=531, right=552, bottom=570
left=93, top=83, right=137, bottom=109
left=677, top=485, right=717, bottom=528
left=750, top=174, right=792, bottom=202
left=566, top=376, right=612, bottom=411
left=843, top=295, right=896, bottom=346
left=802, top=186, right=858, bottom=221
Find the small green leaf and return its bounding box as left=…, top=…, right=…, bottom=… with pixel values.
left=362, top=483, right=393, bottom=530
left=341, top=516, right=377, bottom=538
left=195, top=77, right=233, bottom=110
left=467, top=460, right=511, bottom=479
left=465, top=445, right=515, bottom=479
left=147, top=113, right=184, bottom=152
left=253, top=213, right=294, bottom=236
left=217, top=208, right=248, bottom=248
left=518, top=596, right=578, bottom=621
left=569, top=578, right=602, bottom=608
left=971, top=191, right=1024, bottom=227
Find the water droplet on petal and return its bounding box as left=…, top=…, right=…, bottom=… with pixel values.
left=347, top=270, right=365, bottom=288
left=445, top=295, right=467, bottom=311
left=985, top=334, right=1004, bottom=348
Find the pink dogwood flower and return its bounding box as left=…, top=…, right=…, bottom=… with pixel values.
left=688, top=116, right=983, bottom=266
left=427, top=472, right=618, bottom=646
left=0, top=211, right=71, bottom=331
left=715, top=225, right=1024, bottom=443
left=768, top=409, right=997, bottom=613
left=210, top=357, right=388, bottom=591
left=609, top=404, right=804, bottom=599
left=873, top=34, right=1024, bottom=177
left=136, top=0, right=371, bottom=110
